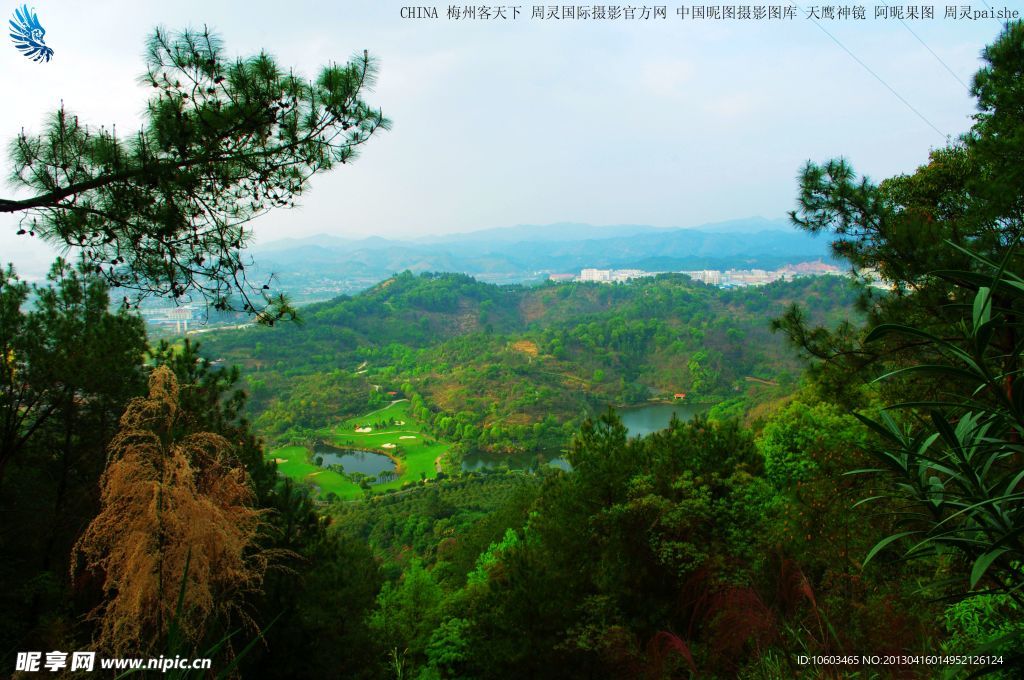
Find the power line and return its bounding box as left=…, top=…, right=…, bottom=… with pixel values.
left=789, top=4, right=948, bottom=139
left=978, top=0, right=1010, bottom=24
left=879, top=2, right=971, bottom=91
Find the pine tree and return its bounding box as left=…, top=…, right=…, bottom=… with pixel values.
left=775, top=20, right=1024, bottom=407
left=1, top=28, right=389, bottom=320
left=0, top=261, right=147, bottom=657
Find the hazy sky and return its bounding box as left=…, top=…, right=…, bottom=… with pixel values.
left=0, top=1, right=1014, bottom=277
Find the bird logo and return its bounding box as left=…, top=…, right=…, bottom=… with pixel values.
left=9, top=5, right=53, bottom=62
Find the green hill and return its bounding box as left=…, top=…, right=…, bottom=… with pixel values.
left=201, top=272, right=859, bottom=453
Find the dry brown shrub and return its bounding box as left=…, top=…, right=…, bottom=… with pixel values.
left=72, top=366, right=268, bottom=655
left=510, top=339, right=539, bottom=356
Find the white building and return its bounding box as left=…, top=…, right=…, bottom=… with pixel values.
left=165, top=306, right=194, bottom=333
left=684, top=270, right=722, bottom=285
left=580, top=268, right=612, bottom=282
left=611, top=269, right=646, bottom=282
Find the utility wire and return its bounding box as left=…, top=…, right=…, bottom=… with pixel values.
left=978, top=0, right=1010, bottom=24
left=879, top=1, right=971, bottom=91
left=788, top=3, right=948, bottom=139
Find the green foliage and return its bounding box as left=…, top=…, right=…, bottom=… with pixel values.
left=778, top=22, right=1024, bottom=412
left=254, top=369, right=376, bottom=436
left=438, top=413, right=783, bottom=676
left=0, top=261, right=147, bottom=662
left=466, top=528, right=521, bottom=586
left=757, top=400, right=867, bottom=489
left=855, top=256, right=1024, bottom=606
left=686, top=348, right=722, bottom=396
left=242, top=525, right=383, bottom=679
left=423, top=617, right=472, bottom=679
left=943, top=593, right=1024, bottom=658
left=706, top=396, right=746, bottom=422
left=333, top=473, right=539, bottom=573
left=369, top=560, right=445, bottom=676
left=2, top=27, right=388, bottom=317
left=203, top=273, right=858, bottom=457
left=774, top=22, right=1024, bottom=675
left=0, top=260, right=147, bottom=485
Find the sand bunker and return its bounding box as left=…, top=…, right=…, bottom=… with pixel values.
left=399, top=435, right=416, bottom=440
left=307, top=471, right=323, bottom=477
left=355, top=426, right=372, bottom=433
left=395, top=421, right=406, bottom=425
left=273, top=458, right=288, bottom=464
left=381, top=443, right=397, bottom=449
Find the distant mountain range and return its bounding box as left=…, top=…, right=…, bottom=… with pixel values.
left=248, top=217, right=835, bottom=298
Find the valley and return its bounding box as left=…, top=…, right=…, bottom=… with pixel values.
left=200, top=270, right=861, bottom=499
left=270, top=400, right=449, bottom=500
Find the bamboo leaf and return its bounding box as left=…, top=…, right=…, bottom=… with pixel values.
left=852, top=412, right=904, bottom=445
left=863, top=531, right=919, bottom=568
left=972, top=287, right=992, bottom=331
left=851, top=494, right=887, bottom=508
left=970, top=548, right=1009, bottom=589
left=865, top=323, right=943, bottom=345
left=871, top=364, right=984, bottom=386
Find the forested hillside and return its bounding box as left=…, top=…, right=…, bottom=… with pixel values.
left=3, top=17, right=1023, bottom=680
left=202, top=272, right=859, bottom=452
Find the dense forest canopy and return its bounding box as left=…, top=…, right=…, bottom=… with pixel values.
left=201, top=272, right=859, bottom=453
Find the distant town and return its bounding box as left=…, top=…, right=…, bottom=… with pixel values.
left=138, top=260, right=849, bottom=335
left=550, top=260, right=842, bottom=287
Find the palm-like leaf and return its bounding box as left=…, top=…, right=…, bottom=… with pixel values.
left=858, top=243, right=1024, bottom=605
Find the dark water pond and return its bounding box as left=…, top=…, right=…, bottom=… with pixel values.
left=313, top=441, right=395, bottom=478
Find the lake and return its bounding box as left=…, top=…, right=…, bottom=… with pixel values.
left=461, top=401, right=708, bottom=472
left=313, top=441, right=395, bottom=479
left=618, top=402, right=708, bottom=437
left=461, top=450, right=565, bottom=472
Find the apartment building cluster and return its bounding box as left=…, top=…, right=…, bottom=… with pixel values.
left=562, top=261, right=840, bottom=288
left=578, top=268, right=647, bottom=283
left=140, top=305, right=196, bottom=333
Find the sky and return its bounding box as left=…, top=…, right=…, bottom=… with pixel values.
left=0, top=1, right=1016, bottom=278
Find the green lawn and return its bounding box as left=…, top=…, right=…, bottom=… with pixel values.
left=268, top=445, right=361, bottom=499
left=267, top=400, right=450, bottom=500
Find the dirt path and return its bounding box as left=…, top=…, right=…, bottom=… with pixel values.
left=358, top=399, right=409, bottom=420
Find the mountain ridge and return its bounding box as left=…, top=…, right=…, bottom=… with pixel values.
left=247, top=218, right=831, bottom=295
left=252, top=216, right=797, bottom=252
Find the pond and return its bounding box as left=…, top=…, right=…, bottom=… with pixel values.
left=461, top=450, right=567, bottom=472
left=313, top=441, right=395, bottom=479
left=547, top=456, right=572, bottom=472
left=618, top=401, right=709, bottom=437
left=459, top=401, right=709, bottom=473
